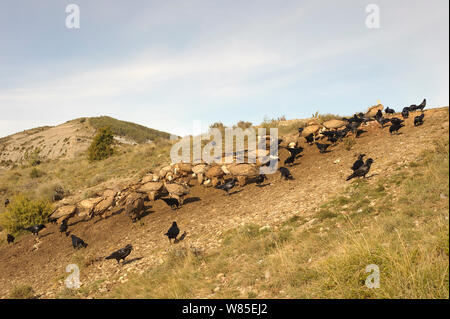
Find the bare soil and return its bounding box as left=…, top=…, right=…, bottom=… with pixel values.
left=0, top=107, right=448, bottom=298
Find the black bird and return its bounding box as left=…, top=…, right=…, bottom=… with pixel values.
left=385, top=107, right=396, bottom=114
left=304, top=133, right=314, bottom=144
left=215, top=179, right=237, bottom=196
left=24, top=224, right=46, bottom=236
left=298, top=127, right=304, bottom=137
left=410, top=98, right=426, bottom=112
left=351, top=154, right=366, bottom=171
left=321, top=131, right=335, bottom=138
left=255, top=174, right=267, bottom=185
left=344, top=114, right=364, bottom=124
left=356, top=129, right=367, bottom=137
left=390, top=122, right=404, bottom=134
left=376, top=116, right=391, bottom=128
left=414, top=114, right=425, bottom=126
left=284, top=146, right=304, bottom=158
left=279, top=167, right=293, bottom=180
left=315, top=142, right=331, bottom=153
left=161, top=197, right=180, bottom=210
left=59, top=219, right=69, bottom=236
left=105, top=244, right=133, bottom=264
left=346, top=158, right=374, bottom=181
left=321, top=131, right=338, bottom=143
left=346, top=121, right=362, bottom=135
left=7, top=234, right=14, bottom=244
left=417, top=98, right=426, bottom=111
left=284, top=155, right=295, bottom=166
left=389, top=117, right=404, bottom=126
left=375, top=109, right=383, bottom=120
left=401, top=107, right=410, bottom=119
left=165, top=221, right=180, bottom=243
left=282, top=146, right=303, bottom=166
left=71, top=235, right=87, bottom=249
left=4, top=198, right=9, bottom=207
left=335, top=128, right=349, bottom=140
left=327, top=136, right=338, bottom=144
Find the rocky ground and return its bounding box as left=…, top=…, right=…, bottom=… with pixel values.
left=0, top=107, right=448, bottom=298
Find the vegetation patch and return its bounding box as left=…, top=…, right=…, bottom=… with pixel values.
left=0, top=195, right=52, bottom=234
left=110, top=137, right=449, bottom=299
left=89, top=116, right=171, bottom=144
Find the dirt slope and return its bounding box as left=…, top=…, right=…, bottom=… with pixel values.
left=0, top=120, right=95, bottom=164
left=0, top=107, right=448, bottom=298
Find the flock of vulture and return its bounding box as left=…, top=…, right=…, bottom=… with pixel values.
left=3, top=98, right=428, bottom=266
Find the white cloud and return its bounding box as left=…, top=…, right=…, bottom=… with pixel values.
left=0, top=0, right=448, bottom=137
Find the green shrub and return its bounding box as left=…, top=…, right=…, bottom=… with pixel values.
left=0, top=195, right=53, bottom=234
left=88, top=126, right=115, bottom=161
left=89, top=116, right=170, bottom=143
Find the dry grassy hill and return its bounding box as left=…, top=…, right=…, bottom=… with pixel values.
left=0, top=107, right=448, bottom=299
left=0, top=116, right=172, bottom=166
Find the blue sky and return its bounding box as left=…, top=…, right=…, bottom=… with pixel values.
left=0, top=0, right=448, bottom=137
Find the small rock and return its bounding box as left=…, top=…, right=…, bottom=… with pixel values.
left=259, top=225, right=271, bottom=232
left=216, top=273, right=224, bottom=279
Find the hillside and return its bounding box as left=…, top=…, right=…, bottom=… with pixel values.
left=0, top=107, right=448, bottom=299
left=88, top=116, right=172, bottom=144
left=0, top=117, right=172, bottom=166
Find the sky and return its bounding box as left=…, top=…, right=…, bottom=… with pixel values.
left=0, top=0, right=448, bottom=137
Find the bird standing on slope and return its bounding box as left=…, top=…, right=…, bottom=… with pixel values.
left=315, top=142, right=332, bottom=154
left=279, top=167, right=294, bottom=180
left=401, top=107, right=410, bottom=119
left=255, top=174, right=267, bottom=185
left=414, top=114, right=425, bottom=126
left=284, top=155, right=295, bottom=166
left=71, top=235, right=88, bottom=249
left=105, top=244, right=133, bottom=264
left=385, top=107, right=396, bottom=114
left=165, top=221, right=180, bottom=244
left=304, top=133, right=314, bottom=144
left=59, top=219, right=69, bottom=236
left=376, top=116, right=391, bottom=128
left=375, top=109, right=383, bottom=120
left=351, top=154, right=366, bottom=171
left=7, top=234, right=14, bottom=244
left=389, top=122, right=404, bottom=134
left=215, top=179, right=237, bottom=196
left=346, top=158, right=374, bottom=181
left=416, top=98, right=426, bottom=112
left=410, top=98, right=426, bottom=112
left=24, top=224, right=46, bottom=236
